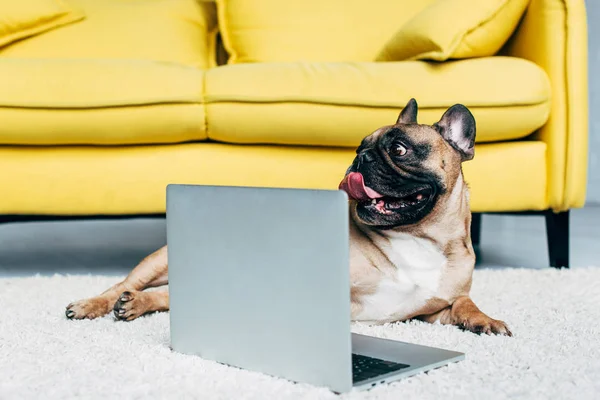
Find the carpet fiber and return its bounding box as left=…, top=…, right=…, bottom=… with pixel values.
left=1, top=268, right=599, bottom=399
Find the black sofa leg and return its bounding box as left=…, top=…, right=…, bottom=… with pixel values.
left=0, top=216, right=14, bottom=225
left=470, top=213, right=482, bottom=264
left=545, top=210, right=570, bottom=269
left=471, top=213, right=482, bottom=246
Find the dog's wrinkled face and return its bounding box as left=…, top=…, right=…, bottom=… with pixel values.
left=340, top=98, right=476, bottom=229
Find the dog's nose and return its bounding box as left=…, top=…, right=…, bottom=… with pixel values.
left=358, top=149, right=375, bottom=164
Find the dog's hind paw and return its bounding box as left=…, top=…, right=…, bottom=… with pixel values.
left=65, top=297, right=111, bottom=320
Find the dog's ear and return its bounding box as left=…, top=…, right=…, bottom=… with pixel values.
left=396, top=98, right=418, bottom=125
left=434, top=104, right=476, bottom=161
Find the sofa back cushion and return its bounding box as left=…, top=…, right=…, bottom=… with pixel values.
left=0, top=0, right=218, bottom=69
left=216, top=0, right=436, bottom=63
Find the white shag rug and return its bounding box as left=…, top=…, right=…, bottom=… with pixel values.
left=1, top=268, right=599, bottom=400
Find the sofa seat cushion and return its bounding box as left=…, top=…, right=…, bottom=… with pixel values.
left=0, top=59, right=206, bottom=145
left=0, top=141, right=547, bottom=215
left=205, top=57, right=551, bottom=147
left=0, top=0, right=218, bottom=69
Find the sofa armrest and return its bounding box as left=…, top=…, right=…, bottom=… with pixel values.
left=502, top=0, right=588, bottom=211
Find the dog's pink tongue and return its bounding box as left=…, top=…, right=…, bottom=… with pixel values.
left=339, top=172, right=384, bottom=201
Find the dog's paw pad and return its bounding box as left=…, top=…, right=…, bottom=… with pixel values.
left=119, top=291, right=133, bottom=302
left=470, top=324, right=488, bottom=335
left=113, top=291, right=145, bottom=321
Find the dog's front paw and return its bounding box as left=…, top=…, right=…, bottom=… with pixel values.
left=459, top=315, right=512, bottom=337
left=65, top=297, right=111, bottom=320
left=113, top=291, right=148, bottom=322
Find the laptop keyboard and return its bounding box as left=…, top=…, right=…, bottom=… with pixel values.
left=352, top=354, right=410, bottom=383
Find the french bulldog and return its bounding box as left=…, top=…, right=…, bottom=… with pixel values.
left=65, top=98, right=511, bottom=336
left=340, top=98, right=511, bottom=335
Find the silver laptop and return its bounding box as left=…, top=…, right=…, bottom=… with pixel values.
left=166, top=184, right=464, bottom=393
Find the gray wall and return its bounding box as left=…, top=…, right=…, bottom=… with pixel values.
left=587, top=0, right=600, bottom=204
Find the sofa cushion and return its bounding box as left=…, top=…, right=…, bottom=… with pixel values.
left=377, top=0, right=530, bottom=62
left=0, top=0, right=218, bottom=69
left=0, top=0, right=84, bottom=48
left=0, top=59, right=206, bottom=145
left=0, top=141, right=547, bottom=215
left=204, top=57, right=551, bottom=147
left=216, top=0, right=436, bottom=63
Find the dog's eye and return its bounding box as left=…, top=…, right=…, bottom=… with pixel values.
left=393, top=143, right=408, bottom=157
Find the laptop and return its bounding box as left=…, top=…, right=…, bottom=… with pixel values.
left=166, top=184, right=464, bottom=393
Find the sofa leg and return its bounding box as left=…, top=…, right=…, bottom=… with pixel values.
left=471, top=213, right=482, bottom=246
left=0, top=216, right=14, bottom=225
left=470, top=213, right=482, bottom=264
left=545, top=210, right=569, bottom=269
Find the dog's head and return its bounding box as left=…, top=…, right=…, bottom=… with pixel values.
left=340, top=98, right=476, bottom=229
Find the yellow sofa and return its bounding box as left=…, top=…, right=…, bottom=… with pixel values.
left=0, top=0, right=588, bottom=268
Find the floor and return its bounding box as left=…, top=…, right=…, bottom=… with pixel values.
left=4, top=268, right=599, bottom=399
left=1, top=206, right=599, bottom=277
